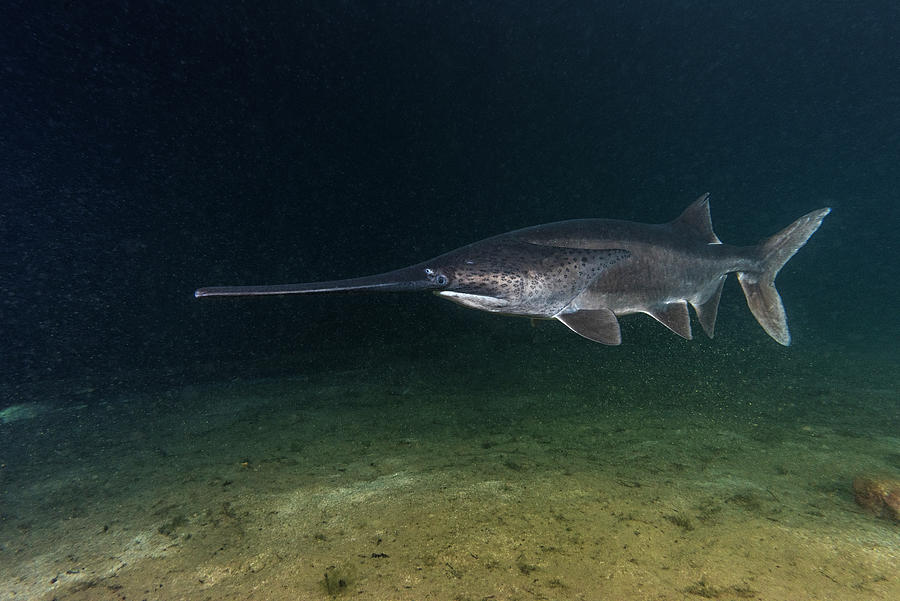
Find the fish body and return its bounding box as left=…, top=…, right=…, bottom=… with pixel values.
left=196, top=194, right=830, bottom=345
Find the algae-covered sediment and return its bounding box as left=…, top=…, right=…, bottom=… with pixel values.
left=0, top=337, right=897, bottom=600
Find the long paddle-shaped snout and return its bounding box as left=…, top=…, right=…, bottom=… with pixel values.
left=194, top=262, right=447, bottom=298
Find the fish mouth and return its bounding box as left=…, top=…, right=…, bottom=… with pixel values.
left=436, top=291, right=510, bottom=310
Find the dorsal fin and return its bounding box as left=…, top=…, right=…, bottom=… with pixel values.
left=671, top=193, right=721, bottom=244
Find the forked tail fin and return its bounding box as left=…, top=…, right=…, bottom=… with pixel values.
left=738, top=207, right=831, bottom=345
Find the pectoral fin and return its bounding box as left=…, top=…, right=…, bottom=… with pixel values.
left=556, top=309, right=622, bottom=345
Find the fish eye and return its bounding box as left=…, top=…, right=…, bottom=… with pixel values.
left=424, top=268, right=448, bottom=286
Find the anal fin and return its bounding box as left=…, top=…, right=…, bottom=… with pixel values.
left=646, top=301, right=692, bottom=340
left=691, top=275, right=726, bottom=339
left=556, top=308, right=622, bottom=345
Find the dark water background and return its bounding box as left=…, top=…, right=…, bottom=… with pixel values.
left=2, top=0, right=898, bottom=391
